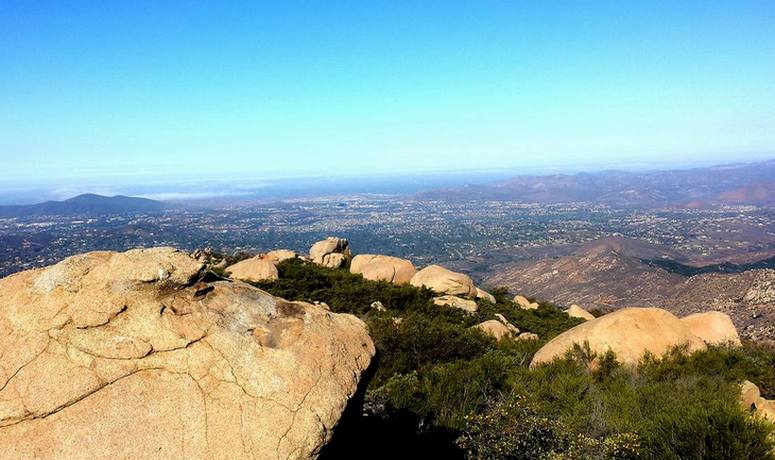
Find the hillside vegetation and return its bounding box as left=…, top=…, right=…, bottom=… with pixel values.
left=252, top=258, right=775, bottom=459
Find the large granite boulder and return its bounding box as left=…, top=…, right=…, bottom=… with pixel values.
left=0, top=248, right=375, bottom=459
left=350, top=254, right=416, bottom=284
left=531, top=307, right=707, bottom=367
left=224, top=256, right=279, bottom=282
left=309, top=237, right=351, bottom=268
left=410, top=265, right=476, bottom=297
left=680, top=311, right=741, bottom=346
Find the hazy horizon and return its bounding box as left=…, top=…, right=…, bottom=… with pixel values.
left=1, top=155, right=772, bottom=206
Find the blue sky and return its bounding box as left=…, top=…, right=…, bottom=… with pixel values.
left=1, top=1, right=774, bottom=184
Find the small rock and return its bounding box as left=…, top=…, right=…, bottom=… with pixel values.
left=433, top=295, right=478, bottom=314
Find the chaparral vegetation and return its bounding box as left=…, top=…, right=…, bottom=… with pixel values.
left=251, top=258, right=775, bottom=459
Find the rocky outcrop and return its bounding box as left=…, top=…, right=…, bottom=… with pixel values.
left=0, top=248, right=375, bottom=459
left=514, top=295, right=539, bottom=310
left=309, top=237, right=351, bottom=268
left=264, top=249, right=299, bottom=265
left=224, top=256, right=279, bottom=282
left=531, top=308, right=708, bottom=367
left=433, top=295, right=478, bottom=314
left=476, top=288, right=496, bottom=304
left=564, top=304, right=595, bottom=321
left=350, top=255, right=416, bottom=284
left=410, top=265, right=476, bottom=297
left=680, top=311, right=741, bottom=346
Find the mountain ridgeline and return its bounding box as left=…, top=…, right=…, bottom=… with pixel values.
left=416, top=159, right=775, bottom=207
left=0, top=193, right=170, bottom=217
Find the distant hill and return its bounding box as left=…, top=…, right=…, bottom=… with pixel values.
left=0, top=194, right=170, bottom=217
left=416, top=159, right=775, bottom=207
left=482, top=237, right=775, bottom=341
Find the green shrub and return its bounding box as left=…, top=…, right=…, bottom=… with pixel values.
left=252, top=258, right=775, bottom=459
left=457, top=395, right=642, bottom=460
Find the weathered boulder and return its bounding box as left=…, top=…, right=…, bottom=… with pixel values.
left=514, top=295, right=539, bottom=310
left=309, top=237, right=351, bottom=268
left=476, top=288, right=496, bottom=304
left=410, top=265, right=476, bottom=297
left=350, top=254, right=416, bottom=284
left=224, top=256, right=279, bottom=282
left=433, top=295, right=478, bottom=314
left=474, top=320, right=514, bottom=341
left=264, top=249, right=298, bottom=265
left=531, top=307, right=707, bottom=367
left=0, top=248, right=375, bottom=459
left=680, top=311, right=741, bottom=346
left=565, top=304, right=595, bottom=321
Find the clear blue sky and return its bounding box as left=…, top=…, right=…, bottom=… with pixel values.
left=1, top=0, right=774, bottom=183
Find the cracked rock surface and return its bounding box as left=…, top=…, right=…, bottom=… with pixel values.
left=0, top=247, right=375, bottom=459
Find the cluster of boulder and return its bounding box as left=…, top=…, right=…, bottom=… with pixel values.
left=0, top=247, right=374, bottom=458
left=1, top=236, right=771, bottom=458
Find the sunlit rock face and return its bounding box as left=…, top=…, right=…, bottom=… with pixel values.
left=0, top=247, right=375, bottom=459
left=410, top=265, right=476, bottom=297
left=350, top=254, right=416, bottom=284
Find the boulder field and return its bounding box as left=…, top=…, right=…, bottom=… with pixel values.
left=0, top=248, right=374, bottom=459
left=531, top=307, right=741, bottom=367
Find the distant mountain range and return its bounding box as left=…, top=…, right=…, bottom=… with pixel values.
left=0, top=194, right=170, bottom=217
left=416, top=159, right=775, bottom=207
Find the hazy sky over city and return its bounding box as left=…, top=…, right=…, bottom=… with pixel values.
left=1, top=1, right=774, bottom=183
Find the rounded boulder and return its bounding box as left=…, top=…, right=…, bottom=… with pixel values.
left=410, top=265, right=476, bottom=297
left=350, top=254, right=416, bottom=284
left=531, top=307, right=707, bottom=367
left=680, top=311, right=741, bottom=346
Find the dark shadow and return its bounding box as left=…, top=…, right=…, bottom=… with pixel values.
left=319, top=354, right=464, bottom=460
